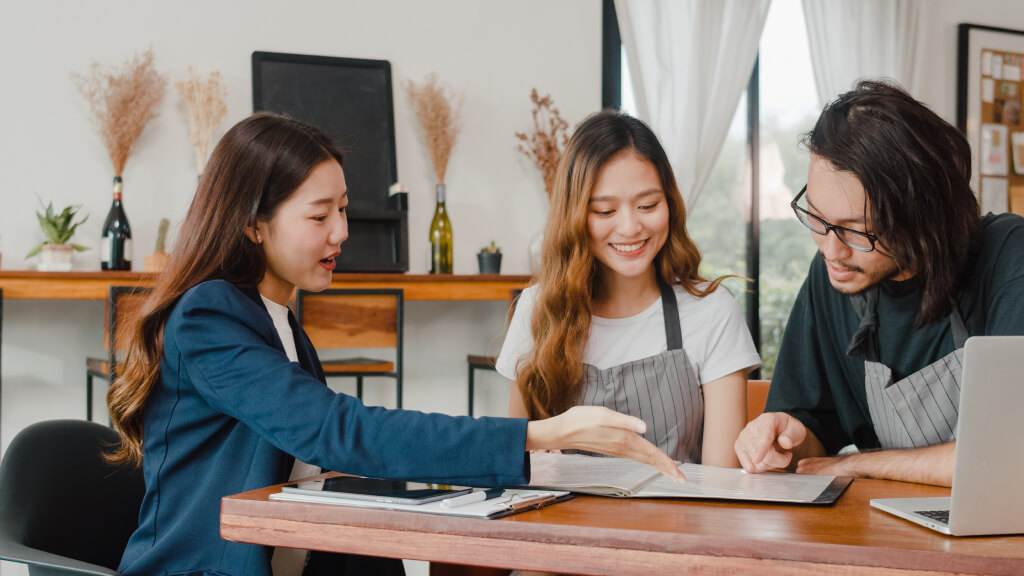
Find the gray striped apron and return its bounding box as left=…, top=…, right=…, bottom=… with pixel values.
left=848, top=287, right=967, bottom=449
left=574, top=280, right=704, bottom=463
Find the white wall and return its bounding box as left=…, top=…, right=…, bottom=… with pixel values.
left=0, top=2, right=602, bottom=447
left=918, top=0, right=1024, bottom=123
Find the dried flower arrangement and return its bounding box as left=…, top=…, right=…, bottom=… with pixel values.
left=176, top=68, right=228, bottom=174
left=515, top=89, right=570, bottom=198
left=406, top=74, right=462, bottom=184
left=72, top=49, right=167, bottom=176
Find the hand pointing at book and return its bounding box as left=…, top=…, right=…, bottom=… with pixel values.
left=525, top=406, right=685, bottom=482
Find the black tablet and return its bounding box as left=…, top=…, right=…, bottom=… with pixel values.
left=282, top=477, right=471, bottom=505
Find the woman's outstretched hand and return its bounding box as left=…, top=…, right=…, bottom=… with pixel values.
left=525, top=406, right=685, bottom=481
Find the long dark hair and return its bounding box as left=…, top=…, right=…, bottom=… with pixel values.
left=517, top=110, right=723, bottom=419
left=803, top=79, right=980, bottom=325
left=107, top=112, right=344, bottom=466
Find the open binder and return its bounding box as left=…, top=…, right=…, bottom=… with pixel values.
left=527, top=453, right=852, bottom=504
left=270, top=486, right=572, bottom=519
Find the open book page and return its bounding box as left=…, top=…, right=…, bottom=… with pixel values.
left=527, top=453, right=660, bottom=496
left=526, top=453, right=847, bottom=503
left=640, top=464, right=839, bottom=503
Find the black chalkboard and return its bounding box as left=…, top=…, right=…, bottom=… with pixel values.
left=252, top=51, right=408, bottom=272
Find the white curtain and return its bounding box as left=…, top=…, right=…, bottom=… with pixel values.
left=615, top=0, right=771, bottom=210
left=803, top=0, right=925, bottom=107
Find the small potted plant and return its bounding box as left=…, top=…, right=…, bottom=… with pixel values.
left=26, top=201, right=89, bottom=271
left=477, top=241, right=502, bottom=275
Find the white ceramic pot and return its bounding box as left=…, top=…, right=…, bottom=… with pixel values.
left=38, top=244, right=73, bottom=272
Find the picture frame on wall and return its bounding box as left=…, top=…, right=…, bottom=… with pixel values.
left=252, top=51, right=409, bottom=273
left=957, top=24, right=1024, bottom=216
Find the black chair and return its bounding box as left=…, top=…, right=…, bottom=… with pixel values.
left=466, top=289, right=521, bottom=417
left=0, top=419, right=145, bottom=575
left=295, top=289, right=404, bottom=408
left=85, top=286, right=151, bottom=423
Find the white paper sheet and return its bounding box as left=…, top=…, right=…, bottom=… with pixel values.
left=981, top=177, right=1009, bottom=215
left=981, top=124, right=1009, bottom=176
left=982, top=78, right=995, bottom=103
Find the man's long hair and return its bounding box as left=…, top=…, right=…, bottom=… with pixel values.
left=804, top=80, right=980, bottom=325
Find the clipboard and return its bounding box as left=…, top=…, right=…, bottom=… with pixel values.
left=269, top=488, right=573, bottom=519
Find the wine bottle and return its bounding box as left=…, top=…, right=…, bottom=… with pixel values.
left=101, top=176, right=132, bottom=271
left=429, top=183, right=453, bottom=274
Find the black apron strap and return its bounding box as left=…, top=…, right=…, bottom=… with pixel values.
left=949, top=301, right=970, bottom=349
left=658, top=278, right=683, bottom=351
left=846, top=286, right=881, bottom=363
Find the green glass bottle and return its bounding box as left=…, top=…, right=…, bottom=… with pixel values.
left=429, top=183, right=453, bottom=274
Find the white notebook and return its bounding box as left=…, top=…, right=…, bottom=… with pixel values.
left=527, top=453, right=851, bottom=504
left=270, top=487, right=570, bottom=519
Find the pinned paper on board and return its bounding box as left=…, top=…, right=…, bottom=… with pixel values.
left=981, top=124, right=1009, bottom=176
left=1005, top=55, right=1022, bottom=82
left=981, top=177, right=1009, bottom=215
left=982, top=78, right=995, bottom=103
left=1012, top=132, right=1024, bottom=175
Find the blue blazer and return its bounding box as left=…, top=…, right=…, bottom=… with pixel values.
left=119, top=280, right=529, bottom=576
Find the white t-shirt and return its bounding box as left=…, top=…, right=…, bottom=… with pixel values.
left=261, top=295, right=317, bottom=576
left=261, top=295, right=299, bottom=363
left=496, top=284, right=761, bottom=386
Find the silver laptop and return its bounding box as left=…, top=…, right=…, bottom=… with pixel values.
left=870, top=336, right=1024, bottom=536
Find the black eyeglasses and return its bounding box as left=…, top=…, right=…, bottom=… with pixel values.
left=790, top=185, right=879, bottom=252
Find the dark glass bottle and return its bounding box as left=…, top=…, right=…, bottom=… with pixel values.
left=429, top=183, right=453, bottom=274
left=101, top=176, right=132, bottom=271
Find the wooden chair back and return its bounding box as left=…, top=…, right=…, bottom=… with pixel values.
left=296, top=289, right=402, bottom=350
left=747, top=379, right=771, bottom=423
left=105, top=286, right=152, bottom=355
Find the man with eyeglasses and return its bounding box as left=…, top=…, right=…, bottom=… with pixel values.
left=734, top=80, right=1024, bottom=486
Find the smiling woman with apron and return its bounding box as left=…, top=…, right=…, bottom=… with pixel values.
left=495, top=111, right=760, bottom=470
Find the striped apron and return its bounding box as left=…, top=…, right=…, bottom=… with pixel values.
left=847, top=287, right=968, bottom=449
left=574, top=280, right=704, bottom=463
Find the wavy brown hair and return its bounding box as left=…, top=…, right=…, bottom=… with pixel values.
left=517, top=110, right=724, bottom=419
left=804, top=80, right=980, bottom=325
left=106, top=112, right=344, bottom=466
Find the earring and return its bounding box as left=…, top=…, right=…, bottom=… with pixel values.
left=256, top=234, right=262, bottom=243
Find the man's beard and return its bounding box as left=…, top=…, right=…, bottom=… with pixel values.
left=823, top=253, right=904, bottom=294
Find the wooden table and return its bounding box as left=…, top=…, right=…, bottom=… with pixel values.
left=221, top=475, right=1024, bottom=575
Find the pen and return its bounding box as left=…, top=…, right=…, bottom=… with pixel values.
left=508, top=492, right=558, bottom=512
left=439, top=488, right=504, bottom=508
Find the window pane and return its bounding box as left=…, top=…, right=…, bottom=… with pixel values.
left=688, top=95, right=749, bottom=307
left=758, top=0, right=819, bottom=377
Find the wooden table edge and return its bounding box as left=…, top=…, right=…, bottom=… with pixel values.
left=220, top=483, right=1024, bottom=576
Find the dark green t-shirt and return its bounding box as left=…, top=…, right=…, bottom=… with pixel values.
left=767, top=213, right=1024, bottom=454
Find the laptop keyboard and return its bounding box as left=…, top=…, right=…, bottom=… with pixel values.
left=915, top=509, right=950, bottom=525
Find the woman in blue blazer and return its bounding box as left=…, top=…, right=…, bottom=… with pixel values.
left=106, top=112, right=681, bottom=576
